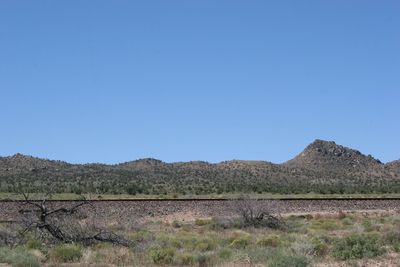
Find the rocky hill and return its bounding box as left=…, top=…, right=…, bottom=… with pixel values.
left=0, top=140, right=399, bottom=194
left=284, top=139, right=385, bottom=175
left=385, top=160, right=400, bottom=175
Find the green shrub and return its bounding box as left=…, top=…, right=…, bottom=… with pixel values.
left=49, top=244, right=82, bottom=262
left=171, top=220, right=182, bottom=228
left=291, top=238, right=315, bottom=257
left=362, top=220, right=374, bottom=232
left=0, top=247, right=12, bottom=262
left=195, top=253, right=211, bottom=266
left=383, top=230, right=400, bottom=251
left=331, top=234, right=385, bottom=260
left=311, top=238, right=329, bottom=256
left=342, top=217, right=353, bottom=226
left=247, top=247, right=275, bottom=263
left=149, top=247, right=175, bottom=264
left=170, top=238, right=183, bottom=249
left=209, top=217, right=234, bottom=230
left=195, top=218, right=211, bottom=226
left=167, top=233, right=202, bottom=250
left=177, top=252, right=195, bottom=265
left=257, top=235, right=281, bottom=247
left=181, top=224, right=192, bottom=232
left=218, top=248, right=233, bottom=260
left=268, top=253, right=309, bottom=267
left=26, top=238, right=42, bottom=250
left=0, top=247, right=40, bottom=267
left=196, top=238, right=216, bottom=252
left=128, top=229, right=153, bottom=242
left=230, top=236, right=251, bottom=249
left=311, top=219, right=339, bottom=231
left=9, top=253, right=40, bottom=267
left=337, top=210, right=347, bottom=220
left=317, top=234, right=334, bottom=245
left=304, top=214, right=313, bottom=220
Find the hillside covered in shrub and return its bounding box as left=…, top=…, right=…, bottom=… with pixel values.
left=0, top=140, right=399, bottom=194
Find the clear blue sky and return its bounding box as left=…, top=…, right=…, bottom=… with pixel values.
left=1, top=1, right=399, bottom=164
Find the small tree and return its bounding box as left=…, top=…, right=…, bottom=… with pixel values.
left=126, top=183, right=139, bottom=195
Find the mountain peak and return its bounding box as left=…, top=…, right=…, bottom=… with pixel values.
left=117, top=158, right=166, bottom=170
left=285, top=139, right=383, bottom=173
left=11, top=153, right=31, bottom=159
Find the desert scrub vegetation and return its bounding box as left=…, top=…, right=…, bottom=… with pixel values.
left=0, top=247, right=41, bottom=267
left=1, top=211, right=400, bottom=266
left=331, top=233, right=385, bottom=260
left=48, top=244, right=83, bottom=263
left=3, top=140, right=400, bottom=196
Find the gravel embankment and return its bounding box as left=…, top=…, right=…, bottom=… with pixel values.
left=1, top=199, right=399, bottom=224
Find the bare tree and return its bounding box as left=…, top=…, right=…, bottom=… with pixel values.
left=15, top=191, right=132, bottom=247
left=233, top=195, right=285, bottom=229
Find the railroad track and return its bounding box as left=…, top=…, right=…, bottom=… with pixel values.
left=1, top=197, right=400, bottom=202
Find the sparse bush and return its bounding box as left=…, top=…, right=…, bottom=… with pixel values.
left=268, top=253, right=309, bottom=267
left=235, top=197, right=285, bottom=229
left=90, top=246, right=133, bottom=265
left=257, top=235, right=281, bottom=247
left=177, top=252, right=195, bottom=265
left=49, top=244, right=82, bottom=262
left=0, top=247, right=41, bottom=267
left=383, top=229, right=400, bottom=251
left=230, top=236, right=251, bottom=249
left=218, top=248, right=233, bottom=260
left=128, top=229, right=153, bottom=242
left=342, top=217, right=353, bottom=226
left=331, top=233, right=385, bottom=260
left=9, top=253, right=40, bottom=267
left=196, top=238, right=216, bottom=252
left=0, top=247, right=11, bottom=262
left=362, top=219, right=375, bottom=232
left=311, top=219, right=339, bottom=231
left=290, top=237, right=315, bottom=257
left=195, top=253, right=211, bottom=267
left=149, top=247, right=175, bottom=264
left=171, top=220, right=182, bottom=228
left=304, top=214, right=313, bottom=220
left=195, top=218, right=211, bottom=226
left=337, top=210, right=346, bottom=219
left=247, top=247, right=275, bottom=263
left=208, top=217, right=236, bottom=230
left=0, top=230, right=18, bottom=246
left=26, top=238, right=42, bottom=250
left=311, top=237, right=329, bottom=256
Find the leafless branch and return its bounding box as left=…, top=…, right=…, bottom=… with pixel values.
left=15, top=189, right=133, bottom=247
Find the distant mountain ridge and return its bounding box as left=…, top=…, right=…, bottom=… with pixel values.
left=0, top=140, right=399, bottom=194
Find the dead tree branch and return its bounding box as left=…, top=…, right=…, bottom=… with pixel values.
left=16, top=191, right=132, bottom=247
